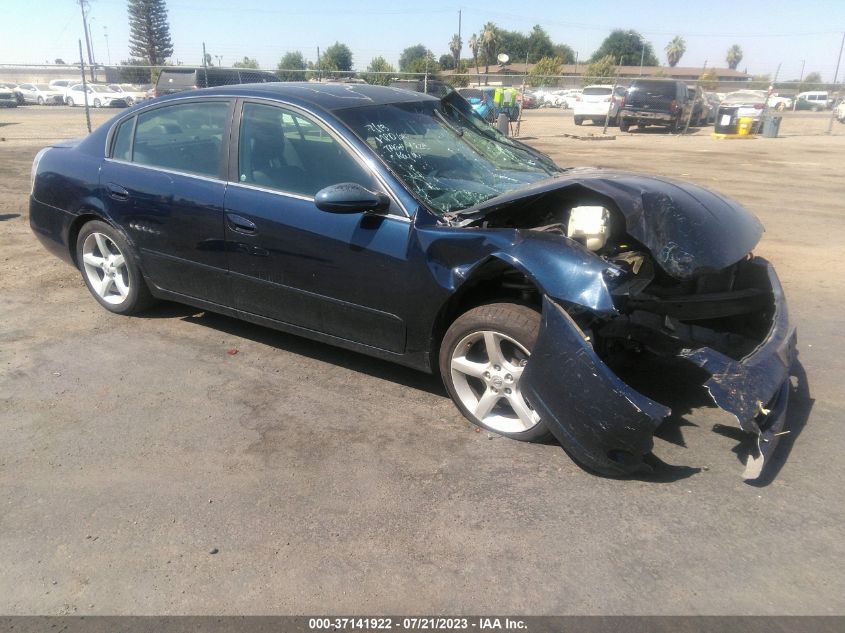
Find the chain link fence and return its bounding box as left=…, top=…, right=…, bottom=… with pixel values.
left=2, top=63, right=843, bottom=138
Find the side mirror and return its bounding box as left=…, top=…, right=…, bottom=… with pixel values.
left=315, top=183, right=391, bottom=214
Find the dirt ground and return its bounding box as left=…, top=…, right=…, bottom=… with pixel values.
left=1, top=104, right=844, bottom=615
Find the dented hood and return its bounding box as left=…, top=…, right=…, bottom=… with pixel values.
left=461, top=167, right=764, bottom=279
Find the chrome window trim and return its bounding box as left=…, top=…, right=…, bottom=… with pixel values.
left=103, top=157, right=226, bottom=184
left=226, top=180, right=411, bottom=223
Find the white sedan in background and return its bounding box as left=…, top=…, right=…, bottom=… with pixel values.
left=65, top=84, right=123, bottom=107
left=107, top=83, right=150, bottom=106
left=14, top=83, right=65, bottom=105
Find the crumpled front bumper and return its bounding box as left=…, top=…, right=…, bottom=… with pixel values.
left=521, top=257, right=797, bottom=479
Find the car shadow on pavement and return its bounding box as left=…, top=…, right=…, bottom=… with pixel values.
left=140, top=301, right=448, bottom=396
left=0, top=213, right=21, bottom=221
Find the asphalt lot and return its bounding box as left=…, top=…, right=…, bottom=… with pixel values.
left=1, top=105, right=844, bottom=615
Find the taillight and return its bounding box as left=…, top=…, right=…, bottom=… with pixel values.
left=575, top=96, right=581, bottom=102
left=753, top=103, right=764, bottom=110
left=670, top=99, right=678, bottom=113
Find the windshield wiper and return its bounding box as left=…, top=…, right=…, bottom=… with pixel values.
left=433, top=108, right=464, bottom=137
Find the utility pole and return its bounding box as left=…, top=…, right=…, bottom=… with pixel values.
left=78, top=40, right=92, bottom=133
left=317, top=46, right=322, bottom=82
left=826, top=31, right=845, bottom=134
left=639, top=39, right=645, bottom=77
left=457, top=9, right=461, bottom=60
left=202, top=42, right=209, bottom=87
left=77, top=0, right=95, bottom=81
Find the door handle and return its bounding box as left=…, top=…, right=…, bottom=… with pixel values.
left=107, top=183, right=129, bottom=201
left=226, top=213, right=257, bottom=235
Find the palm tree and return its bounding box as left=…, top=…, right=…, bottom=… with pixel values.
left=665, top=36, right=686, bottom=67
left=449, top=33, right=462, bottom=71
left=469, top=33, right=480, bottom=84
left=726, top=44, right=743, bottom=70
left=481, top=22, right=497, bottom=85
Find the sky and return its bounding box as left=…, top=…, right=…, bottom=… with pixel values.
left=2, top=0, right=844, bottom=81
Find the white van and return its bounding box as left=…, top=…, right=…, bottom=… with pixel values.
left=796, top=91, right=831, bottom=111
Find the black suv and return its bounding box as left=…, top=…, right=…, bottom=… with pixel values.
left=154, top=67, right=278, bottom=97
left=619, top=79, right=695, bottom=133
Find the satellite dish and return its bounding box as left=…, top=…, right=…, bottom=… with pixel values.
left=497, top=53, right=510, bottom=64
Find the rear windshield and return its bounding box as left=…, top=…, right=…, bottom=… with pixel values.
left=158, top=70, right=197, bottom=89
left=583, top=87, right=612, bottom=96
left=459, top=89, right=483, bottom=99
left=629, top=81, right=677, bottom=97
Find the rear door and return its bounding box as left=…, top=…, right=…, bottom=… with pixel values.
left=222, top=100, right=413, bottom=353
left=100, top=98, right=235, bottom=304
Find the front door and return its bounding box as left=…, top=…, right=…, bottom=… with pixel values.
left=223, top=101, right=413, bottom=353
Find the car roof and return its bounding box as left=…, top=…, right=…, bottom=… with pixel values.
left=153, top=82, right=440, bottom=112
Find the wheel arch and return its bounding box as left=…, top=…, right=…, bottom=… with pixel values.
left=429, top=255, right=543, bottom=371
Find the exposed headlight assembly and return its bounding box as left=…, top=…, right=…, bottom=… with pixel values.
left=567, top=205, right=610, bottom=252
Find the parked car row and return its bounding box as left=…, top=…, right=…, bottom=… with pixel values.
left=0, top=79, right=152, bottom=107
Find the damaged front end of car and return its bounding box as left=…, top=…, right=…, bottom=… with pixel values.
left=455, top=170, right=798, bottom=479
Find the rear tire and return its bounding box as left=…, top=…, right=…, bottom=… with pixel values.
left=574, top=116, right=583, bottom=125
left=75, top=220, right=154, bottom=315
left=619, top=118, right=630, bottom=132
left=93, top=98, right=101, bottom=108
left=37, top=96, right=44, bottom=105
left=440, top=303, right=551, bottom=442
left=67, top=97, right=74, bottom=107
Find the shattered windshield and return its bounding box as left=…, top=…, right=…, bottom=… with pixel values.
left=335, top=93, right=559, bottom=214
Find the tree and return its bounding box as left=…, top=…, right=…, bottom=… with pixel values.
left=277, top=51, right=306, bottom=81
left=118, top=58, right=155, bottom=83
left=665, top=36, right=686, bottom=67
left=527, top=25, right=556, bottom=63
left=590, top=30, right=657, bottom=66
left=438, top=54, right=454, bottom=70
left=399, top=44, right=430, bottom=72
left=527, top=56, right=562, bottom=87
left=449, top=33, right=462, bottom=70
left=363, top=56, right=395, bottom=85
left=468, top=34, right=480, bottom=77
left=697, top=69, right=719, bottom=91
left=320, top=42, right=353, bottom=72
left=127, top=0, right=173, bottom=66
left=481, top=22, right=498, bottom=83
left=748, top=73, right=771, bottom=90
left=552, top=44, right=575, bottom=65
left=799, top=71, right=824, bottom=92
left=445, top=61, right=471, bottom=88
left=233, top=56, right=259, bottom=69
left=726, top=44, right=743, bottom=70
left=404, top=53, right=436, bottom=75
left=582, top=55, right=616, bottom=86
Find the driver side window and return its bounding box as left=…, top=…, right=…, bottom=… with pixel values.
left=237, top=102, right=374, bottom=198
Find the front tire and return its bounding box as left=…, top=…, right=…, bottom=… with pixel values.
left=439, top=303, right=550, bottom=442
left=37, top=96, right=44, bottom=105
left=67, top=97, right=74, bottom=107
left=574, top=116, right=583, bottom=125
left=93, top=98, right=101, bottom=108
left=76, top=220, right=154, bottom=315
left=619, top=118, right=630, bottom=132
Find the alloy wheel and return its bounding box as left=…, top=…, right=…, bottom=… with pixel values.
left=81, top=232, right=130, bottom=305
left=449, top=330, right=540, bottom=434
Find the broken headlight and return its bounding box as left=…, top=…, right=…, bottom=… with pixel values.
left=567, top=206, right=610, bottom=252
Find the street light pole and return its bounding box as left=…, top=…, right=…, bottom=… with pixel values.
left=103, top=26, right=111, bottom=65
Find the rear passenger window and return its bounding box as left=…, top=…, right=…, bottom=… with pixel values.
left=111, top=117, right=135, bottom=161
left=237, top=102, right=373, bottom=197
left=132, top=101, right=229, bottom=177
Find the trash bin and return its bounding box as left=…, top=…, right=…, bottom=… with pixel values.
left=496, top=112, right=510, bottom=136
left=715, top=105, right=739, bottom=134
left=761, top=115, right=782, bottom=138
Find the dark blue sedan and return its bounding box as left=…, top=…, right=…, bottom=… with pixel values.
left=29, top=83, right=796, bottom=479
